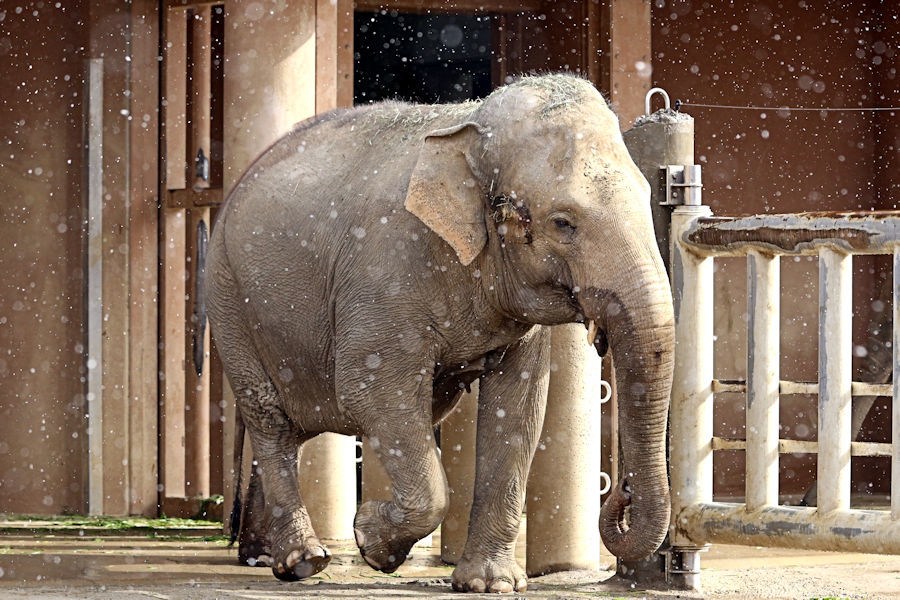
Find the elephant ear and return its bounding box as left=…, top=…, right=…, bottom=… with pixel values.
left=404, top=122, right=487, bottom=266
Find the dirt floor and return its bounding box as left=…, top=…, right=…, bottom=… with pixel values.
left=1, top=521, right=898, bottom=599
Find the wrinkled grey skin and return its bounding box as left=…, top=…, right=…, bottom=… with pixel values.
left=207, top=75, right=674, bottom=593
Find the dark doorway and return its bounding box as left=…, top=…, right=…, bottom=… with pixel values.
left=354, top=10, right=493, bottom=105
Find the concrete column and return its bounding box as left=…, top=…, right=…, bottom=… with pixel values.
left=298, top=433, right=357, bottom=540
left=526, top=324, right=603, bottom=576
left=439, top=383, right=479, bottom=564
left=223, top=0, right=355, bottom=540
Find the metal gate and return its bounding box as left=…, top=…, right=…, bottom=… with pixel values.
left=665, top=167, right=900, bottom=584
left=628, top=90, right=900, bottom=588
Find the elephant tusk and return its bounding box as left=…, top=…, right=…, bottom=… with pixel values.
left=586, top=319, right=598, bottom=346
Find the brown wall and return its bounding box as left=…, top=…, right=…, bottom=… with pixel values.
left=651, top=1, right=897, bottom=499
left=0, top=2, right=89, bottom=514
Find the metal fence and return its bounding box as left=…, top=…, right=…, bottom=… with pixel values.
left=668, top=208, right=900, bottom=582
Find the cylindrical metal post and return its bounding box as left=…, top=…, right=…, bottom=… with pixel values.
left=440, top=383, right=479, bottom=564
left=621, top=106, right=696, bottom=585
left=668, top=204, right=714, bottom=590
left=893, top=248, right=900, bottom=521
left=298, top=433, right=357, bottom=540
left=745, top=250, right=780, bottom=510
left=526, top=324, right=602, bottom=576
left=817, top=248, right=852, bottom=514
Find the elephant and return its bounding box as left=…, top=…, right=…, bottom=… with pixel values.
left=207, top=74, right=674, bottom=593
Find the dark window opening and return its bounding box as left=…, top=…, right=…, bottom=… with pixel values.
left=354, top=11, right=493, bottom=105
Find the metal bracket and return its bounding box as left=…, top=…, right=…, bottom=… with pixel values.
left=662, top=544, right=709, bottom=587
left=661, top=164, right=703, bottom=206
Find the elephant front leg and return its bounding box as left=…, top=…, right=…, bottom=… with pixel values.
left=336, top=360, right=448, bottom=574
left=452, top=327, right=550, bottom=593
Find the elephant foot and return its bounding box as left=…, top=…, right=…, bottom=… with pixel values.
left=353, top=500, right=416, bottom=573
left=238, top=537, right=273, bottom=568
left=451, top=555, right=527, bottom=593
left=272, top=539, right=332, bottom=581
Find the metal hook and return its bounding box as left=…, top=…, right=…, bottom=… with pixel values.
left=645, top=87, right=671, bottom=116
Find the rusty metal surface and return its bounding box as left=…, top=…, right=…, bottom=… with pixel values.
left=711, top=378, right=893, bottom=397
left=677, top=502, right=900, bottom=555
left=682, top=211, right=900, bottom=256
left=710, top=437, right=892, bottom=457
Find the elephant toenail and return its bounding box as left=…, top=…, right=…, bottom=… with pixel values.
left=515, top=578, right=527, bottom=591
left=354, top=528, right=366, bottom=548
left=489, top=580, right=513, bottom=593
left=285, top=550, right=302, bottom=567
left=469, top=578, right=486, bottom=593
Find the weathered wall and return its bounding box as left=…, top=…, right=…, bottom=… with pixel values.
left=0, top=2, right=89, bottom=514
left=651, top=1, right=896, bottom=498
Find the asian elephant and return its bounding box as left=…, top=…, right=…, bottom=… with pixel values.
left=207, top=74, right=674, bottom=593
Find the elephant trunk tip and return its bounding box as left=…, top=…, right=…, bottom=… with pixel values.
left=599, top=477, right=669, bottom=562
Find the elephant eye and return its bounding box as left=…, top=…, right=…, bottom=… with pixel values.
left=553, top=217, right=575, bottom=231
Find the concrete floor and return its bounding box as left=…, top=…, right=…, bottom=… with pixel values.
left=1, top=523, right=899, bottom=599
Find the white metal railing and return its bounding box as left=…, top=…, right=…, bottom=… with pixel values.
left=669, top=209, right=900, bottom=564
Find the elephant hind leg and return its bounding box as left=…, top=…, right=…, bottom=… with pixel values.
left=231, top=375, right=332, bottom=580
left=210, top=266, right=331, bottom=580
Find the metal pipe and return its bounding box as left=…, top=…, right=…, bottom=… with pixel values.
left=679, top=502, right=900, bottom=554
left=745, top=251, right=779, bottom=510
left=669, top=203, right=714, bottom=588
left=817, top=248, right=852, bottom=514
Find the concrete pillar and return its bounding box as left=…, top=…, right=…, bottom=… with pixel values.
left=223, top=0, right=355, bottom=540
left=526, top=324, right=603, bottom=576
left=439, top=383, right=479, bottom=564
left=298, top=433, right=357, bottom=540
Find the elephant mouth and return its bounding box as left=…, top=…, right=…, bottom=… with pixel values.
left=585, top=319, right=609, bottom=357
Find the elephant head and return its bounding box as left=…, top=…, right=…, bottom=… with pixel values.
left=405, top=75, right=674, bottom=562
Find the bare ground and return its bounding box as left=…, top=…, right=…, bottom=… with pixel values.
left=0, top=529, right=898, bottom=599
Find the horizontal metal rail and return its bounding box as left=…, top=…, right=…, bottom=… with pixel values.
left=711, top=437, right=893, bottom=457
left=679, top=502, right=900, bottom=554
left=682, top=211, right=900, bottom=257
left=712, top=378, right=893, bottom=397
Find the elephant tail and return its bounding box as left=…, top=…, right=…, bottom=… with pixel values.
left=228, top=406, right=246, bottom=546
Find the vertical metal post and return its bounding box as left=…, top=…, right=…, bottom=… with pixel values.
left=892, top=248, right=900, bottom=520
left=85, top=58, right=104, bottom=515
left=668, top=204, right=713, bottom=590
left=621, top=101, right=697, bottom=585
left=745, top=251, right=780, bottom=510
left=817, top=248, right=852, bottom=514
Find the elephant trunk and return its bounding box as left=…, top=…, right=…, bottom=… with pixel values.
left=583, top=264, right=675, bottom=562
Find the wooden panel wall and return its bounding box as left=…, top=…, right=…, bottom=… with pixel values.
left=0, top=1, right=91, bottom=515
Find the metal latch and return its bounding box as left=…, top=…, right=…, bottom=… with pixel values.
left=661, top=164, right=703, bottom=206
